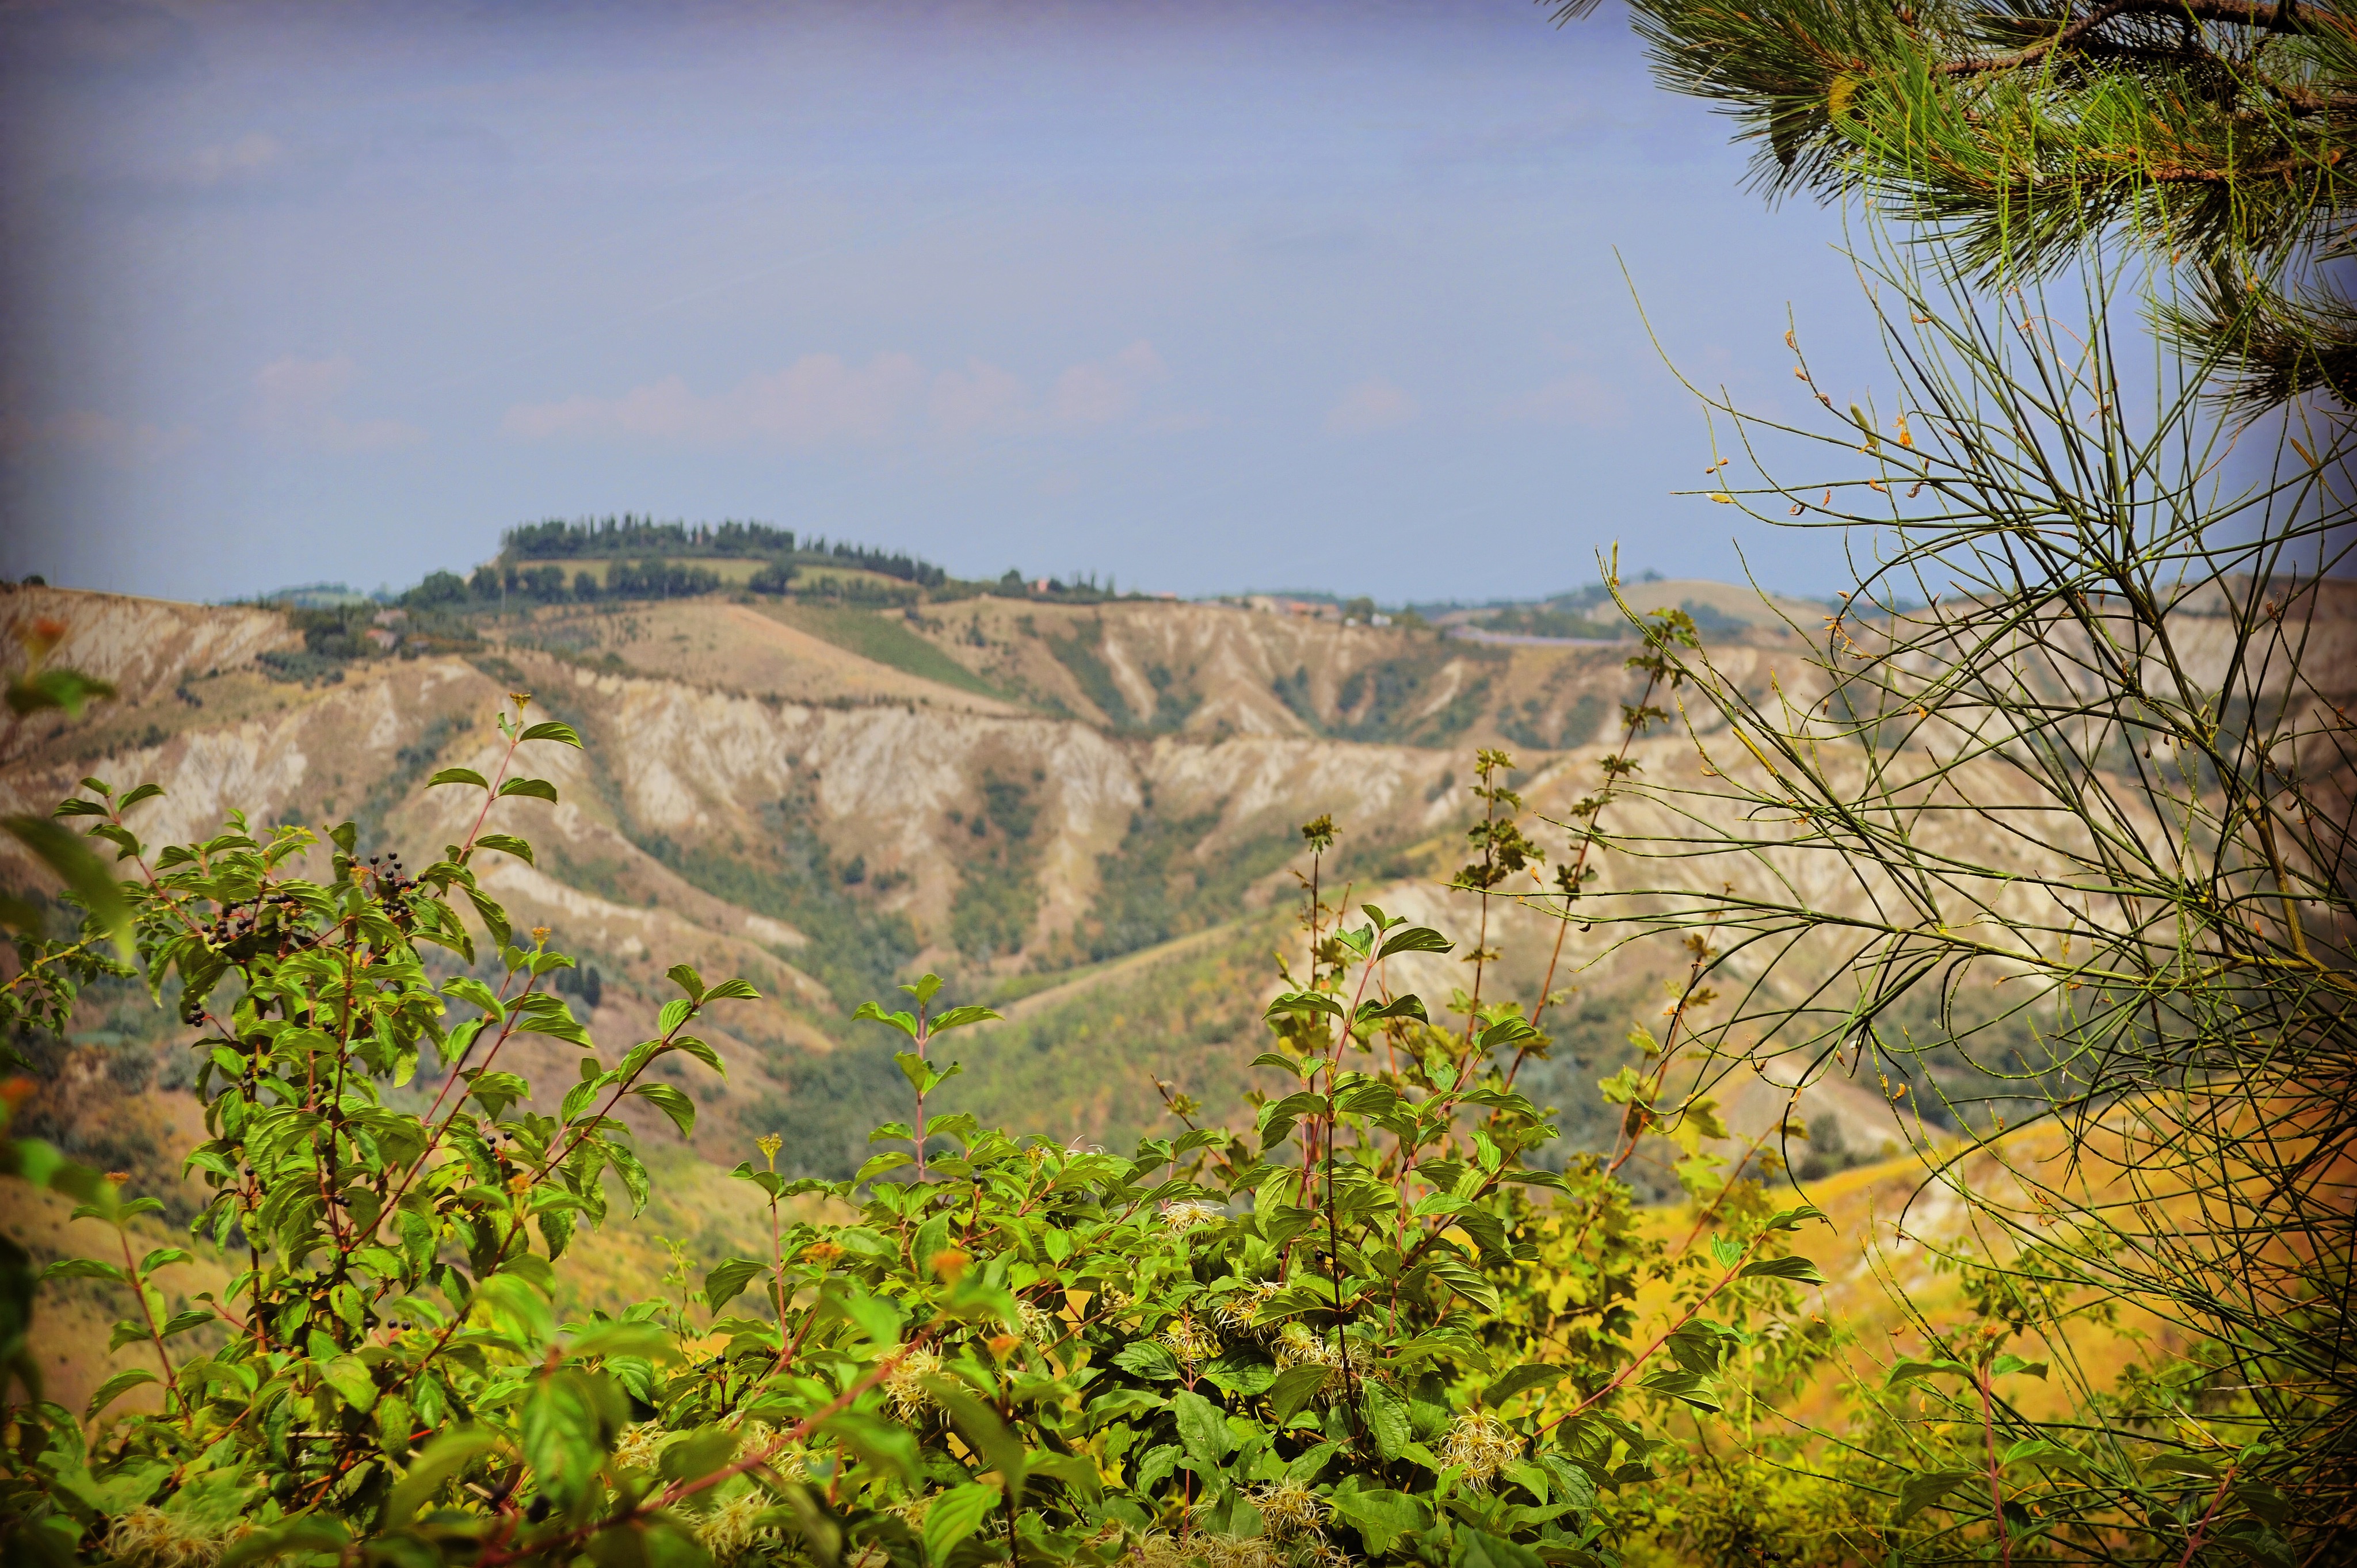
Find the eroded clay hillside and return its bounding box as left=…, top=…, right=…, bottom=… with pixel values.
left=10, top=574, right=2341, bottom=1200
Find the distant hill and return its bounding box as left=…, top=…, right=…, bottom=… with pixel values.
left=14, top=566, right=2351, bottom=1422
left=18, top=565, right=2325, bottom=1193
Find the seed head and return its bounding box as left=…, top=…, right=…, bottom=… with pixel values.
left=1440, top=1413, right=1523, bottom=1490
left=1157, top=1313, right=1221, bottom=1372
left=884, top=1347, right=943, bottom=1421
left=695, top=1489, right=779, bottom=1564
left=1161, top=1199, right=1223, bottom=1231
left=1249, top=1482, right=1329, bottom=1540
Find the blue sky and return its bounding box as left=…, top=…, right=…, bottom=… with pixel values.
left=0, top=0, right=1899, bottom=604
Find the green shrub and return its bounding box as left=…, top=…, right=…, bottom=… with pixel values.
left=0, top=696, right=1832, bottom=1566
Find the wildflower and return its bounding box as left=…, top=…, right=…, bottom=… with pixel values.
left=1249, top=1482, right=1329, bottom=1541
left=612, top=1420, right=669, bottom=1472
left=1162, top=1199, right=1223, bottom=1231
left=1270, top=1322, right=1344, bottom=1373
left=1157, top=1313, right=1221, bottom=1372
left=103, top=1507, right=253, bottom=1568
left=885, top=1347, right=943, bottom=1421
left=695, top=1489, right=779, bottom=1564
left=1212, top=1281, right=1280, bottom=1334
left=1440, top=1413, right=1523, bottom=1490
left=1199, top=1538, right=1285, bottom=1568
left=1131, top=1531, right=1196, bottom=1568
left=1019, top=1297, right=1063, bottom=1346
left=757, top=1132, right=783, bottom=1168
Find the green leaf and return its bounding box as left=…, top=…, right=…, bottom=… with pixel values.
left=1455, top=1528, right=1544, bottom=1568
left=929, top=1005, right=1001, bottom=1033
left=852, top=1000, right=918, bottom=1038
left=1328, top=1487, right=1429, bottom=1555
left=632, top=1082, right=696, bottom=1138
left=1887, top=1357, right=1974, bottom=1387
left=1171, top=1389, right=1233, bottom=1474
left=1356, top=993, right=1430, bottom=1025
left=703, top=976, right=760, bottom=1001
left=704, top=1258, right=769, bottom=1314
left=1895, top=1468, right=1980, bottom=1523
left=1763, top=1203, right=1828, bottom=1231
left=425, top=768, right=489, bottom=790
left=3, top=815, right=134, bottom=960
left=1132, top=1444, right=1180, bottom=1493
left=518, top=720, right=583, bottom=747
left=1738, top=1254, right=1827, bottom=1285
left=85, top=1367, right=158, bottom=1418
left=933, top=1384, right=1028, bottom=1504
left=1485, top=1363, right=1567, bottom=1406
left=899, top=972, right=944, bottom=1005
left=158, top=1308, right=215, bottom=1339
left=41, top=1258, right=127, bottom=1285
left=445, top=976, right=504, bottom=1018
left=1268, top=1364, right=1333, bottom=1425
left=322, top=1354, right=379, bottom=1413
left=387, top=1429, right=502, bottom=1524
left=665, top=963, right=707, bottom=1001
left=819, top=1283, right=903, bottom=1348
left=1991, top=1354, right=2049, bottom=1379
left=1638, top=1367, right=1722, bottom=1411
left=924, top=1481, right=1002, bottom=1564
left=1111, top=1341, right=1182, bottom=1382
left=497, top=777, right=558, bottom=802
left=1362, top=1379, right=1413, bottom=1459
left=2002, top=1440, right=2099, bottom=1479
left=817, top=1411, right=921, bottom=1489
left=474, top=833, right=535, bottom=865
left=1378, top=926, right=1453, bottom=958
left=1427, top=1254, right=1501, bottom=1313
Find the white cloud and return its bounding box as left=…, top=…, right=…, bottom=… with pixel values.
left=0, top=408, right=195, bottom=469
left=507, top=342, right=1171, bottom=448
left=1501, top=369, right=1627, bottom=428
left=247, top=356, right=425, bottom=452
left=928, top=358, right=1032, bottom=437
left=1324, top=377, right=1417, bottom=436
left=1050, top=340, right=1166, bottom=425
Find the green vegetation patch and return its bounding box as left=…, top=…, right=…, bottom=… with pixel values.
left=948, top=772, right=1046, bottom=961
left=1322, top=643, right=1510, bottom=746
left=765, top=602, right=1007, bottom=699
left=1043, top=617, right=1133, bottom=726
left=635, top=777, right=919, bottom=1012
left=1074, top=796, right=1300, bottom=963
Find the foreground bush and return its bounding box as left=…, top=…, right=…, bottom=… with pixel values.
left=0, top=693, right=1829, bottom=1566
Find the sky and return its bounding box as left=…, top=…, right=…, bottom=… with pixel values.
left=0, top=0, right=1906, bottom=605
